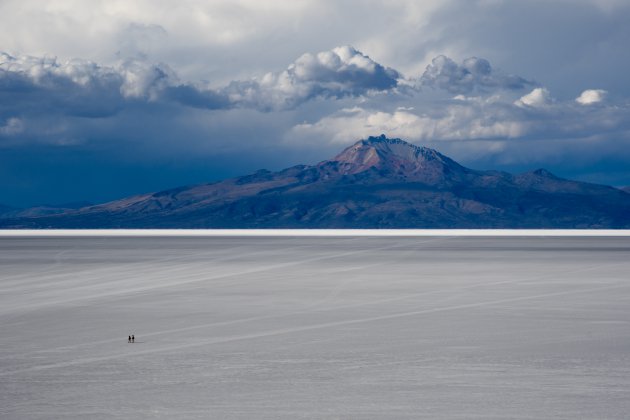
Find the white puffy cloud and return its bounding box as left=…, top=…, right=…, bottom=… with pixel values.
left=0, top=52, right=183, bottom=101
left=419, top=55, right=534, bottom=94
left=290, top=85, right=630, bottom=156
left=291, top=107, right=424, bottom=144
left=515, top=87, right=553, bottom=108
left=1, top=52, right=116, bottom=87
left=224, top=46, right=400, bottom=110
left=290, top=104, right=527, bottom=145
left=576, top=89, right=607, bottom=105
left=117, top=59, right=174, bottom=100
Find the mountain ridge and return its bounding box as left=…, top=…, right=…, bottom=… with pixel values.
left=2, top=135, right=629, bottom=228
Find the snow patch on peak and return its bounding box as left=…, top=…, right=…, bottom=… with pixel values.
left=353, top=135, right=446, bottom=163
left=330, top=135, right=461, bottom=177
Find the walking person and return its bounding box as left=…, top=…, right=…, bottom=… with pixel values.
left=132, top=334, right=135, bottom=343
left=128, top=335, right=131, bottom=343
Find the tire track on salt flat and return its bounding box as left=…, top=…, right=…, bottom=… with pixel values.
left=17, top=256, right=627, bottom=354
left=0, top=237, right=396, bottom=313
left=3, top=281, right=628, bottom=376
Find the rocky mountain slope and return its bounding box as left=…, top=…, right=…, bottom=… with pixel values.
left=3, top=135, right=629, bottom=228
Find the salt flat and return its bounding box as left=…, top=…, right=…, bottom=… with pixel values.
left=1, top=235, right=629, bottom=419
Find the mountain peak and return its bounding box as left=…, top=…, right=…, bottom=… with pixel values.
left=361, top=134, right=406, bottom=145
left=531, top=168, right=557, bottom=178
left=330, top=135, right=462, bottom=179
left=336, top=135, right=436, bottom=162
left=358, top=134, right=427, bottom=150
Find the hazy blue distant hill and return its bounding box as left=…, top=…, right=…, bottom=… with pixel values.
left=3, top=136, right=630, bottom=228
left=0, top=203, right=17, bottom=218
left=0, top=201, right=93, bottom=220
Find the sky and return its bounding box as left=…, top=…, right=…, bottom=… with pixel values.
left=1, top=0, right=630, bottom=207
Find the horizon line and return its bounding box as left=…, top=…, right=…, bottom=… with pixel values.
left=1, top=229, right=629, bottom=237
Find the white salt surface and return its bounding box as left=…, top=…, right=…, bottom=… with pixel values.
left=1, top=236, right=629, bottom=419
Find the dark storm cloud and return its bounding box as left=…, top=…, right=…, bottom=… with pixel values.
left=419, top=55, right=535, bottom=94
left=0, top=53, right=181, bottom=119
left=0, top=53, right=124, bottom=118
left=163, top=85, right=230, bottom=110
left=1, top=46, right=401, bottom=120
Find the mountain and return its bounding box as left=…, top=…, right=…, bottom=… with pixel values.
left=0, top=203, right=17, bottom=218
left=2, top=135, right=630, bottom=228
left=0, top=201, right=93, bottom=219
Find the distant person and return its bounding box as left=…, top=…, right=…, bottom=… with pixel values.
left=132, top=334, right=135, bottom=343
left=128, top=335, right=131, bottom=343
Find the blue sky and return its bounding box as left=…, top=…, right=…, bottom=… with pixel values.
left=1, top=0, right=629, bottom=207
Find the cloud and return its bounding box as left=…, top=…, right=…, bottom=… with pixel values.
left=4, top=47, right=628, bottom=158
left=0, top=117, right=24, bottom=136
left=115, top=23, right=169, bottom=58
left=224, top=46, right=400, bottom=110
left=2, top=0, right=629, bottom=97
left=1, top=46, right=402, bottom=117
left=515, top=87, right=553, bottom=108
left=0, top=52, right=179, bottom=116
left=162, top=85, right=230, bottom=110
left=290, top=85, right=630, bottom=153
left=291, top=107, right=425, bottom=144
left=3, top=48, right=628, bottom=152
left=117, top=59, right=175, bottom=100
left=419, top=55, right=534, bottom=94
left=290, top=104, right=527, bottom=145
left=0, top=0, right=442, bottom=84
left=576, top=89, right=607, bottom=105
left=1, top=53, right=121, bottom=118
left=0, top=51, right=234, bottom=122
left=0, top=51, right=201, bottom=103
